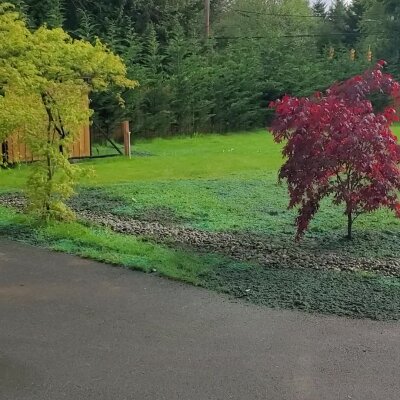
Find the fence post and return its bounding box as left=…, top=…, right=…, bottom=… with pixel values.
left=122, top=121, right=131, bottom=158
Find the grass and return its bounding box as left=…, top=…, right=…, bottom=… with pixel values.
left=90, top=142, right=124, bottom=157
left=0, top=206, right=220, bottom=285
left=2, top=126, right=399, bottom=189
left=1, top=127, right=400, bottom=319
left=0, top=130, right=280, bottom=189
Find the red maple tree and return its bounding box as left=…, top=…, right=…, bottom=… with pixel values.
left=270, top=61, right=400, bottom=239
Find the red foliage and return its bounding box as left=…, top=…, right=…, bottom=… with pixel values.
left=270, top=62, right=400, bottom=239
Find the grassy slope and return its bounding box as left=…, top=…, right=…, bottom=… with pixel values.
left=1, top=127, right=400, bottom=319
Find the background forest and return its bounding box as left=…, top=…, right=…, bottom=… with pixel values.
left=7, top=0, right=400, bottom=137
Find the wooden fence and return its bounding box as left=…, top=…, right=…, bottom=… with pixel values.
left=3, top=125, right=91, bottom=163
left=3, top=121, right=130, bottom=163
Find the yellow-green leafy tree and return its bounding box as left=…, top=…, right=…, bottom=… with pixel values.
left=0, top=3, right=136, bottom=220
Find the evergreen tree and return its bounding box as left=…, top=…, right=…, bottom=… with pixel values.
left=44, top=0, right=64, bottom=28
left=14, top=0, right=65, bottom=27
left=360, top=0, right=400, bottom=78
left=382, top=0, right=400, bottom=73
left=312, top=0, right=327, bottom=18
left=327, top=0, right=351, bottom=46
left=5, top=0, right=376, bottom=137
left=345, top=0, right=367, bottom=47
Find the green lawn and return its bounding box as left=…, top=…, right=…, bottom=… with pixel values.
left=3, top=124, right=398, bottom=187
left=1, top=127, right=400, bottom=320
left=0, top=130, right=280, bottom=189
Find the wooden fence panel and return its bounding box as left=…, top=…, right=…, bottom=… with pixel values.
left=4, top=124, right=91, bottom=163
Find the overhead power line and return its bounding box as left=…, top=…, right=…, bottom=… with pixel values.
left=233, top=9, right=325, bottom=18
left=213, top=32, right=387, bottom=40
left=233, top=9, right=379, bottom=22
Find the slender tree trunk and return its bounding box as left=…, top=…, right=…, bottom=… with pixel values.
left=42, top=93, right=54, bottom=214
left=45, top=150, right=52, bottom=211
left=347, top=212, right=353, bottom=240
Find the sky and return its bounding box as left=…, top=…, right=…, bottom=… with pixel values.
left=310, top=0, right=352, bottom=6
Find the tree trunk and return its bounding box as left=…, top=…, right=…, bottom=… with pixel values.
left=42, top=93, right=54, bottom=214
left=45, top=151, right=52, bottom=212
left=347, top=212, right=353, bottom=240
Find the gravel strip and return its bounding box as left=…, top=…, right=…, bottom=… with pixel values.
left=78, top=210, right=400, bottom=276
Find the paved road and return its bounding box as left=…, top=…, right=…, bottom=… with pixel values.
left=1, top=239, right=400, bottom=400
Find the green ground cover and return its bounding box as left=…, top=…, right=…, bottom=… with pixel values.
left=74, top=182, right=400, bottom=260
left=1, top=127, right=400, bottom=319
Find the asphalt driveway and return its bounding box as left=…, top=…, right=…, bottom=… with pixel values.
left=1, top=239, right=399, bottom=400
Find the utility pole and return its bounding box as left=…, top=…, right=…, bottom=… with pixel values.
left=205, top=0, right=210, bottom=38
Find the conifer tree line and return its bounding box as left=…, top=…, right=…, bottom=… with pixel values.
left=7, top=0, right=400, bottom=137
